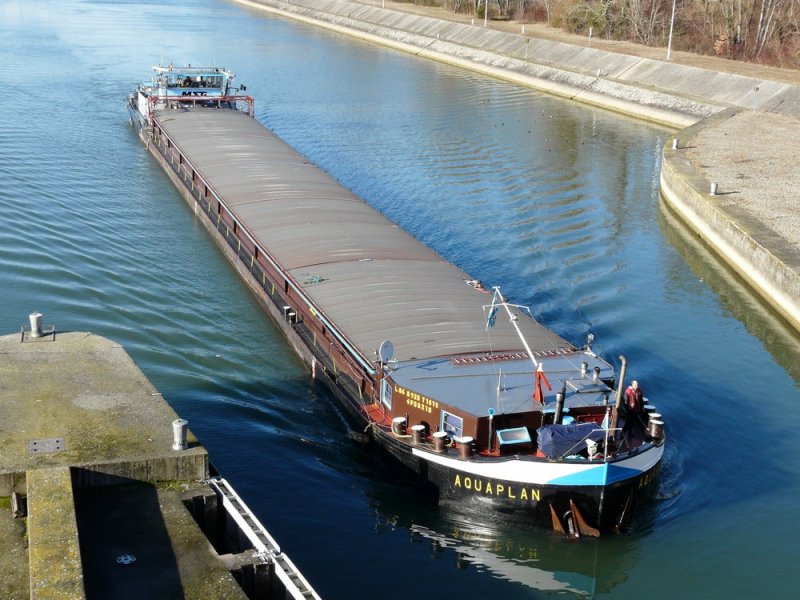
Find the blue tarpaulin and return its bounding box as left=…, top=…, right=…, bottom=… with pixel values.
left=537, top=423, right=605, bottom=458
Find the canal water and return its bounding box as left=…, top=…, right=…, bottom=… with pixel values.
left=2, top=0, right=799, bottom=597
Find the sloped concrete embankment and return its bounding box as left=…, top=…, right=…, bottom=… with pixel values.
left=235, top=0, right=800, bottom=127
left=660, top=109, right=800, bottom=331
left=233, top=0, right=800, bottom=330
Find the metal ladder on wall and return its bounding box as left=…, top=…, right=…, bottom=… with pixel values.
left=208, top=477, right=322, bottom=600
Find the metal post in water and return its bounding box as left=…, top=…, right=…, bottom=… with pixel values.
left=710, top=182, right=718, bottom=195
left=672, top=138, right=679, bottom=150
left=29, top=312, right=43, bottom=338
left=172, top=418, right=188, bottom=451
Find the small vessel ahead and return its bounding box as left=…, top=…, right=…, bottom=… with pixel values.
left=128, top=65, right=665, bottom=535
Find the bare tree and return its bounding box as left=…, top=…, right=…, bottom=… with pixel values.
left=753, top=0, right=785, bottom=57
left=627, top=0, right=667, bottom=45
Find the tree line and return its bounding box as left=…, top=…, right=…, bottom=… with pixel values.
left=409, top=1, right=800, bottom=67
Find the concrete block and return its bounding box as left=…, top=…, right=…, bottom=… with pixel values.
left=27, top=467, right=85, bottom=599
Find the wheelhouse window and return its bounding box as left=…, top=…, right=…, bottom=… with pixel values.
left=441, top=410, right=463, bottom=438
left=381, top=379, right=392, bottom=410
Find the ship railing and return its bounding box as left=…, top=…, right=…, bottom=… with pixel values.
left=147, top=94, right=254, bottom=123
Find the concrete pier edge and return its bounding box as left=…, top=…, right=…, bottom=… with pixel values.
left=660, top=110, right=800, bottom=331
left=231, top=0, right=800, bottom=333
left=0, top=331, right=319, bottom=598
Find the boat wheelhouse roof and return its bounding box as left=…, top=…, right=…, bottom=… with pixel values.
left=154, top=108, right=575, bottom=368
left=391, top=352, right=613, bottom=416
left=153, top=65, right=233, bottom=77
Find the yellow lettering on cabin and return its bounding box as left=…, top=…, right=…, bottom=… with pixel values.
left=464, top=477, right=472, bottom=490
left=454, top=475, right=461, bottom=488
left=496, top=484, right=504, bottom=496
left=531, top=488, right=541, bottom=501
left=507, top=486, right=516, bottom=499
left=474, top=479, right=482, bottom=493
left=485, top=483, right=492, bottom=495
left=521, top=488, right=528, bottom=501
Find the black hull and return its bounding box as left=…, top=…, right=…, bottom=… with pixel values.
left=366, top=425, right=661, bottom=532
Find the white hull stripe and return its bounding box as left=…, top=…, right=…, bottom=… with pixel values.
left=412, top=444, right=664, bottom=487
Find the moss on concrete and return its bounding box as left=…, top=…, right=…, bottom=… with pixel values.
left=0, top=331, right=208, bottom=495
left=27, top=466, right=85, bottom=599
left=0, top=502, right=29, bottom=599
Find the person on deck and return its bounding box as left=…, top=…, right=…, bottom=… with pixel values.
left=621, top=380, right=644, bottom=439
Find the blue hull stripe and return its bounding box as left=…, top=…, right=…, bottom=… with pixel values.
left=547, top=463, right=642, bottom=486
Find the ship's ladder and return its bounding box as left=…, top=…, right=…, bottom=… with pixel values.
left=208, top=476, right=322, bottom=600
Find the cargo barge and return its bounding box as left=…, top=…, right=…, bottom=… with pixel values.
left=128, top=65, right=665, bottom=535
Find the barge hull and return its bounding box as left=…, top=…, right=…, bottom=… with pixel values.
left=130, top=103, right=664, bottom=532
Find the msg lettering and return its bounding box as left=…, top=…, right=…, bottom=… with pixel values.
left=393, top=385, right=439, bottom=411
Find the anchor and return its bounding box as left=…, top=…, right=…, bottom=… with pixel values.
left=550, top=500, right=601, bottom=538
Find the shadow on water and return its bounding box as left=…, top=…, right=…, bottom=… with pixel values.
left=74, top=481, right=183, bottom=599
left=658, top=197, right=800, bottom=385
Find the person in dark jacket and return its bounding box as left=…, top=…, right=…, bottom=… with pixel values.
left=621, top=380, right=644, bottom=439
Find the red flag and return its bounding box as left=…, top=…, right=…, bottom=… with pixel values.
left=533, top=364, right=551, bottom=405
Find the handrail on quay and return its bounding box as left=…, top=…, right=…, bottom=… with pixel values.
left=209, top=477, right=323, bottom=600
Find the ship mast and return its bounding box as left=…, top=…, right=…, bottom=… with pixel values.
left=485, top=286, right=538, bottom=370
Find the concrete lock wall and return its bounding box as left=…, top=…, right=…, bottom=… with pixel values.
left=235, top=0, right=800, bottom=126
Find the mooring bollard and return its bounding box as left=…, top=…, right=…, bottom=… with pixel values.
left=710, top=182, right=718, bottom=195
left=672, top=138, right=679, bottom=150
left=29, top=312, right=43, bottom=338
left=391, top=416, right=407, bottom=436
left=456, top=436, right=474, bottom=459
left=172, top=418, right=188, bottom=451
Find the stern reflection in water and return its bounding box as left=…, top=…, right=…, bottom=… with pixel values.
left=408, top=519, right=639, bottom=596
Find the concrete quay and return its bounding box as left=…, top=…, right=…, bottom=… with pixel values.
left=0, top=329, right=315, bottom=599
left=660, top=110, right=800, bottom=330
left=232, top=0, right=800, bottom=332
